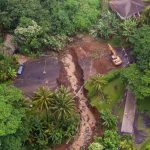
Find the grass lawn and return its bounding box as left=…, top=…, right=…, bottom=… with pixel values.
left=137, top=98, right=150, bottom=117
left=140, top=138, right=150, bottom=150
left=136, top=99, right=150, bottom=149
left=86, top=78, right=125, bottom=112
left=136, top=114, right=150, bottom=149
left=107, top=36, right=130, bottom=48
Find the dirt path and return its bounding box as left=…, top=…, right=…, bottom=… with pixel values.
left=60, top=52, right=96, bottom=150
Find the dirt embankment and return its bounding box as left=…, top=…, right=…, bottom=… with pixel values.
left=58, top=35, right=116, bottom=150
left=59, top=49, right=96, bottom=150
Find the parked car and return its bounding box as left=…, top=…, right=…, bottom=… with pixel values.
left=17, top=64, right=24, bottom=75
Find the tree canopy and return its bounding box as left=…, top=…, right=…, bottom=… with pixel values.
left=0, top=84, right=25, bottom=136
left=0, top=0, right=100, bottom=52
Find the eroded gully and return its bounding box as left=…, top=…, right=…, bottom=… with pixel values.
left=59, top=49, right=96, bottom=150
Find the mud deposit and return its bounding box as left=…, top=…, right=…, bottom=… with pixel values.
left=58, top=35, right=115, bottom=149
left=59, top=50, right=96, bottom=150
left=69, top=35, right=116, bottom=80
left=14, top=35, right=116, bottom=149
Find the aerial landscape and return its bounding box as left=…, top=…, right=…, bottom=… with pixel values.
left=0, top=0, right=150, bottom=150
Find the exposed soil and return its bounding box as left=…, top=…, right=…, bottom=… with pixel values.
left=14, top=34, right=123, bottom=149
left=69, top=35, right=116, bottom=80
left=59, top=50, right=96, bottom=150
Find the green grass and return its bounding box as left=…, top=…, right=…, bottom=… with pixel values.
left=135, top=97, right=150, bottom=149
left=86, top=78, right=125, bottom=112
left=135, top=114, right=150, bottom=150
left=140, top=138, right=150, bottom=150
left=137, top=98, right=150, bottom=117
left=107, top=36, right=122, bottom=47
left=107, top=36, right=130, bottom=48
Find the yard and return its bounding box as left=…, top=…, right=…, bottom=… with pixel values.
left=85, top=77, right=125, bottom=112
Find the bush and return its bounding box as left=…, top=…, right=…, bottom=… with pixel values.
left=88, top=142, right=104, bottom=150
left=1, top=0, right=100, bottom=53
left=120, top=135, right=135, bottom=150
left=27, top=86, right=79, bottom=148
left=0, top=55, right=18, bottom=82
left=129, top=25, right=150, bottom=70
left=101, top=110, right=117, bottom=129
left=0, top=84, right=28, bottom=150
left=90, top=131, right=120, bottom=150
left=121, top=19, right=137, bottom=41
left=14, top=17, right=43, bottom=54
left=103, top=69, right=121, bottom=82
left=91, top=11, right=120, bottom=39
left=102, top=130, right=120, bottom=150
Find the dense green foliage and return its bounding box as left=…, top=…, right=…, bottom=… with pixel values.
left=0, top=0, right=100, bottom=53
left=88, top=142, right=104, bottom=150
left=89, top=131, right=120, bottom=150
left=121, top=18, right=137, bottom=41
left=120, top=25, right=150, bottom=102
left=27, top=86, right=79, bottom=149
left=0, top=84, right=24, bottom=136
left=91, top=11, right=120, bottom=39
left=0, top=84, right=79, bottom=149
left=0, top=84, right=28, bottom=150
left=129, top=25, right=150, bottom=70
left=121, top=64, right=150, bottom=100
left=101, top=110, right=117, bottom=129
left=0, top=54, right=17, bottom=82
left=85, top=71, right=125, bottom=111
left=88, top=129, right=135, bottom=150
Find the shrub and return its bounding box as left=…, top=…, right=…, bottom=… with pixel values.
left=120, top=135, right=135, bottom=150
left=28, top=86, right=79, bottom=148
left=91, top=11, right=120, bottom=39
left=121, top=19, right=137, bottom=41
left=88, top=142, right=104, bottom=150
left=0, top=55, right=18, bottom=82
left=0, top=84, right=28, bottom=150
left=129, top=25, right=150, bottom=70
left=91, top=131, right=120, bottom=150
left=14, top=17, right=43, bottom=54
left=102, top=130, right=120, bottom=150
left=101, top=110, right=117, bottom=129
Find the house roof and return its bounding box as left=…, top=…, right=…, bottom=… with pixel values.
left=109, top=0, right=144, bottom=19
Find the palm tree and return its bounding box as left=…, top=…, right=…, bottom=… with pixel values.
left=90, top=74, right=108, bottom=101
left=49, top=85, right=76, bottom=122
left=32, top=86, right=53, bottom=122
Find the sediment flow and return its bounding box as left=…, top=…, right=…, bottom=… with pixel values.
left=60, top=51, right=96, bottom=150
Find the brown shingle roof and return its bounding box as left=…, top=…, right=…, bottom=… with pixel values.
left=109, top=0, right=144, bottom=19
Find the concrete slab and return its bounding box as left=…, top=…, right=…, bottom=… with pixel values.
left=121, top=90, right=136, bottom=134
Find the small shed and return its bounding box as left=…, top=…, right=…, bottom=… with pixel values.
left=109, top=0, right=144, bottom=19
